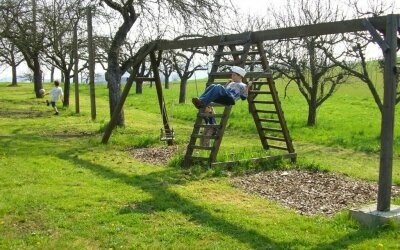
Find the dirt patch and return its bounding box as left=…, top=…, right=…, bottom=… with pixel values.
left=128, top=146, right=180, bottom=165
left=0, top=109, right=47, bottom=118
left=231, top=170, right=400, bottom=216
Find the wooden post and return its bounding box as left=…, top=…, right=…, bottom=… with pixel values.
left=101, top=43, right=156, bottom=144
left=150, top=50, right=173, bottom=145
left=377, top=15, right=398, bottom=211
left=87, top=6, right=96, bottom=120
left=73, top=20, right=80, bottom=114
left=102, top=71, right=137, bottom=144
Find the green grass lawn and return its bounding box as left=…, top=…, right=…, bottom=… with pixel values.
left=0, top=80, right=399, bottom=249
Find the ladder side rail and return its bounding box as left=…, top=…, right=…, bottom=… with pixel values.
left=184, top=112, right=206, bottom=167
left=209, top=106, right=232, bottom=163
left=257, top=43, right=295, bottom=153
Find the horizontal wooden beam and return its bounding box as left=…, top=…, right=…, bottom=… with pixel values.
left=211, top=153, right=297, bottom=168
left=156, top=15, right=391, bottom=51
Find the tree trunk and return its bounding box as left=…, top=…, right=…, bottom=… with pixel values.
left=136, top=80, right=143, bottom=94
left=107, top=69, right=124, bottom=125
left=11, top=62, right=18, bottom=87
left=33, top=56, right=43, bottom=98
left=307, top=100, right=317, bottom=126
left=8, top=50, right=18, bottom=86
left=87, top=6, right=96, bottom=120
left=50, top=66, right=55, bottom=82
left=165, top=77, right=169, bottom=89
left=179, top=78, right=188, bottom=103
left=63, top=73, right=71, bottom=107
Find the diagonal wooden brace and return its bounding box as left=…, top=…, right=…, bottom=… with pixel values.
left=363, top=18, right=390, bottom=53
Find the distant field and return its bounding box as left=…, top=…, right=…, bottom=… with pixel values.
left=0, top=79, right=399, bottom=249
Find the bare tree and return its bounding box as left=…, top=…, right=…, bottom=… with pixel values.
left=0, top=37, right=24, bottom=86
left=42, top=0, right=87, bottom=107
left=172, top=48, right=208, bottom=103
left=100, top=0, right=229, bottom=126
left=269, top=0, right=348, bottom=126
left=0, top=0, right=46, bottom=97
left=320, top=0, right=400, bottom=113
left=160, top=51, right=174, bottom=89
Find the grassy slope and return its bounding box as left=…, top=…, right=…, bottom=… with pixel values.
left=0, top=80, right=399, bottom=249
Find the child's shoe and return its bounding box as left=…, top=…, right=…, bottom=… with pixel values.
left=192, top=98, right=205, bottom=109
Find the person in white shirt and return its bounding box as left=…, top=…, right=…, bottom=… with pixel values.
left=46, top=80, right=64, bottom=115
left=192, top=66, right=249, bottom=109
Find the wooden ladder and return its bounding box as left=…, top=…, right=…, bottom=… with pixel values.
left=183, top=34, right=296, bottom=167
left=246, top=42, right=295, bottom=157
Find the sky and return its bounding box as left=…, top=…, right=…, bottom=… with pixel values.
left=0, top=0, right=399, bottom=81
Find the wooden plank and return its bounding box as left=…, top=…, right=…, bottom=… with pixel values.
left=211, top=153, right=297, bottom=167
left=262, top=127, right=283, bottom=133
left=268, top=145, right=288, bottom=150
left=156, top=16, right=389, bottom=50
left=194, top=124, right=221, bottom=129
left=259, top=118, right=280, bottom=123
left=190, top=145, right=214, bottom=150
left=265, top=136, right=287, bottom=142
left=249, top=90, right=272, bottom=94
left=377, top=14, right=398, bottom=212
left=191, top=134, right=219, bottom=139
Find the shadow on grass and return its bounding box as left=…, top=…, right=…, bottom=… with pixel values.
left=57, top=149, right=393, bottom=249
left=58, top=150, right=286, bottom=248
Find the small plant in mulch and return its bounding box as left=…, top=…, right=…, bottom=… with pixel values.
left=231, top=170, right=400, bottom=216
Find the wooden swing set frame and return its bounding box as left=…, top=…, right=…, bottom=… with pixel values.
left=101, top=14, right=399, bottom=212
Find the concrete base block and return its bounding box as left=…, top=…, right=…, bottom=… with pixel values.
left=350, top=204, right=400, bottom=226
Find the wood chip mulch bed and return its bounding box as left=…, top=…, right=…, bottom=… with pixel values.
left=127, top=147, right=400, bottom=216
left=128, top=146, right=180, bottom=165
left=231, top=170, right=400, bottom=216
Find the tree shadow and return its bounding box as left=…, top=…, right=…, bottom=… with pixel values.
left=58, top=150, right=287, bottom=248
left=58, top=149, right=392, bottom=249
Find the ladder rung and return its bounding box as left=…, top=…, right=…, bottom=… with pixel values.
left=213, top=60, right=241, bottom=66
left=190, top=145, right=214, bottom=150
left=244, top=60, right=262, bottom=65
left=194, top=124, right=220, bottom=129
left=192, top=134, right=219, bottom=139
left=247, top=51, right=260, bottom=55
left=215, top=50, right=245, bottom=56
left=262, top=127, right=283, bottom=133
left=259, top=118, right=280, bottom=123
left=246, top=72, right=272, bottom=78
left=189, top=156, right=210, bottom=161
left=268, top=145, right=289, bottom=151
left=249, top=90, right=272, bottom=94
left=198, top=113, right=224, bottom=118
left=251, top=101, right=275, bottom=104
left=265, top=136, right=286, bottom=142
left=209, top=72, right=232, bottom=78
left=250, top=81, right=269, bottom=85
left=255, top=110, right=278, bottom=114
